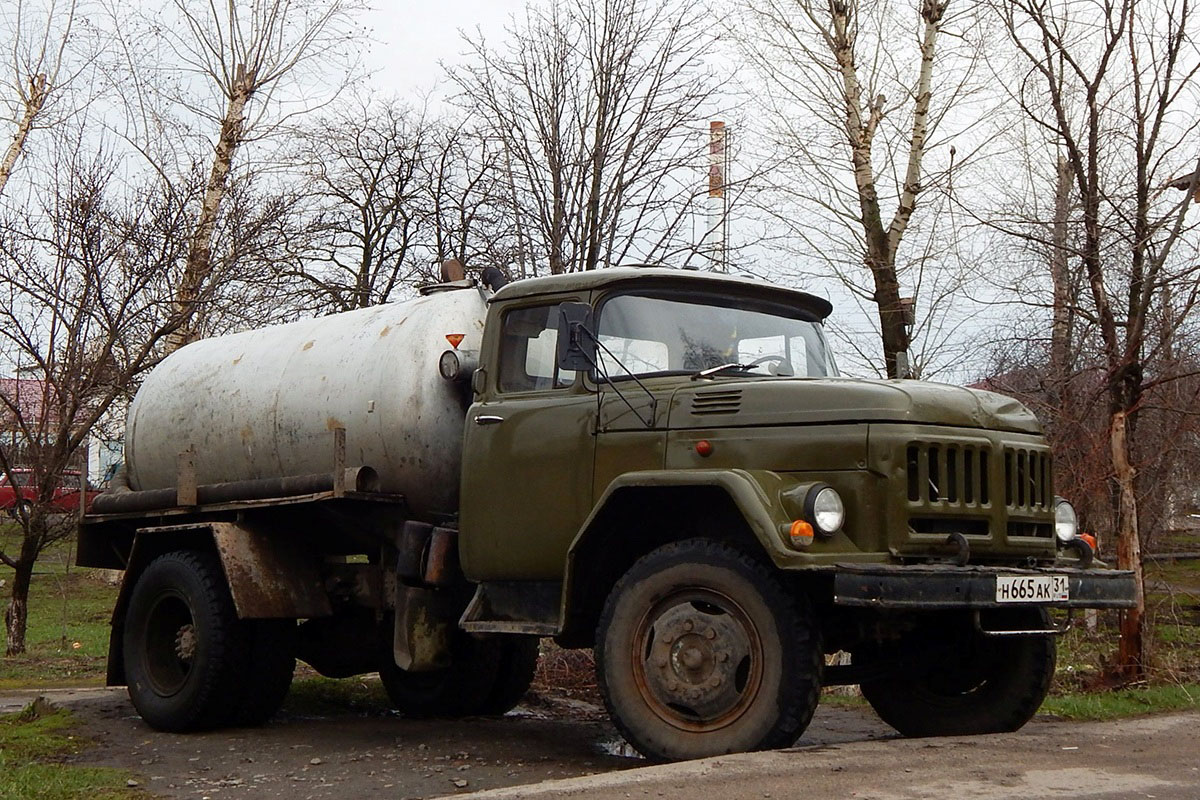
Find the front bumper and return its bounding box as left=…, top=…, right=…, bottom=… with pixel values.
left=833, top=564, right=1137, bottom=610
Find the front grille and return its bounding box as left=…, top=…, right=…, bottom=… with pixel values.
left=900, top=435, right=1055, bottom=548
left=906, top=442, right=990, bottom=506
left=1004, top=447, right=1052, bottom=510
left=911, top=517, right=990, bottom=536
left=1007, top=521, right=1053, bottom=538
left=690, top=390, right=742, bottom=416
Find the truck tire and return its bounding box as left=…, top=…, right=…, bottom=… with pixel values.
left=857, top=607, right=1056, bottom=737
left=595, top=539, right=821, bottom=762
left=378, top=631, right=502, bottom=717
left=228, top=619, right=296, bottom=726
left=478, top=635, right=540, bottom=715
left=123, top=550, right=246, bottom=732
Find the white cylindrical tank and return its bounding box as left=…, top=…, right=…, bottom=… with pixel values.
left=125, top=287, right=488, bottom=517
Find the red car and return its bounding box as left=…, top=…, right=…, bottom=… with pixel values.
left=0, top=469, right=99, bottom=516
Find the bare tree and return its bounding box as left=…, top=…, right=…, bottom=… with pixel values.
left=999, top=0, right=1200, bottom=679
left=423, top=120, right=525, bottom=279
left=0, top=0, right=82, bottom=195
left=288, top=97, right=431, bottom=312
left=735, top=0, right=985, bottom=378
left=144, top=0, right=365, bottom=348
left=451, top=0, right=719, bottom=275
left=0, top=139, right=192, bottom=654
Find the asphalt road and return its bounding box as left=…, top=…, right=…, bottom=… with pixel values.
left=3, top=687, right=1197, bottom=799
left=462, top=711, right=1200, bottom=800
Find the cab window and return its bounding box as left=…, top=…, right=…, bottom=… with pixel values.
left=498, top=305, right=576, bottom=392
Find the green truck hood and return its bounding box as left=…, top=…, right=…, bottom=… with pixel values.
left=667, top=377, right=1042, bottom=434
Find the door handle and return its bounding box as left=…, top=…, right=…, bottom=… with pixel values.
left=474, top=415, right=505, bottom=426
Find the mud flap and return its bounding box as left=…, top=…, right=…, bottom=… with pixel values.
left=392, top=585, right=457, bottom=672
left=209, top=522, right=331, bottom=619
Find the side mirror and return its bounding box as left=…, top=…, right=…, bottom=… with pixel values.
left=556, top=302, right=597, bottom=372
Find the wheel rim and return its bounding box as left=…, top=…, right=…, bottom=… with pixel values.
left=142, top=592, right=196, bottom=696
left=631, top=588, right=764, bottom=732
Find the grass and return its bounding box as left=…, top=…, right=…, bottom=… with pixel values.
left=1041, top=683, right=1200, bottom=720
left=0, top=700, right=139, bottom=799
left=0, top=527, right=114, bottom=688
left=283, top=672, right=391, bottom=716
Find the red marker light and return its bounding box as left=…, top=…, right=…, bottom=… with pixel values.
left=446, top=333, right=465, bottom=349
left=696, top=440, right=713, bottom=457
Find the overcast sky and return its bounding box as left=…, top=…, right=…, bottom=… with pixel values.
left=362, top=2, right=526, bottom=98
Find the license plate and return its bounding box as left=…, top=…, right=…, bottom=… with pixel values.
left=995, top=574, right=1069, bottom=603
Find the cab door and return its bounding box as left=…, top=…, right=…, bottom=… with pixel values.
left=459, top=299, right=597, bottom=581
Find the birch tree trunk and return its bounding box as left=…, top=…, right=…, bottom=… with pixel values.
left=0, top=74, right=48, bottom=197
left=1049, top=155, right=1073, bottom=384
left=829, top=0, right=947, bottom=377
left=165, top=66, right=255, bottom=353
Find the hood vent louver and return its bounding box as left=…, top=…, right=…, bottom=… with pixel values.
left=691, top=390, right=743, bottom=416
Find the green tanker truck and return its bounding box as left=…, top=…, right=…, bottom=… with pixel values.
left=78, top=267, right=1136, bottom=762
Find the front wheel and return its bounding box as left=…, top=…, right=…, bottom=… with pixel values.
left=857, top=608, right=1056, bottom=737
left=596, top=539, right=821, bottom=762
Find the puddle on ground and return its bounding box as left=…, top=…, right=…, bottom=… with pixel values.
left=596, top=738, right=645, bottom=759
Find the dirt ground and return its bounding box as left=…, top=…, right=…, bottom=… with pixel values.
left=0, top=686, right=894, bottom=799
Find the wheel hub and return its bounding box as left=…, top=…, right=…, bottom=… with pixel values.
left=641, top=600, right=756, bottom=725
left=174, top=624, right=197, bottom=662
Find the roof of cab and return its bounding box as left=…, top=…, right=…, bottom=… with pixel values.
left=489, top=267, right=833, bottom=319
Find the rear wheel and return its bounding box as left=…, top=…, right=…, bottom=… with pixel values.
left=123, top=550, right=245, bottom=732
left=857, top=608, right=1056, bottom=737
left=478, top=635, right=540, bottom=715
left=596, top=539, right=821, bottom=762
left=378, top=631, right=502, bottom=717
left=228, top=619, right=296, bottom=726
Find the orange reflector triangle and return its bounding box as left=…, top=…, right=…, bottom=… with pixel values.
left=446, top=333, right=465, bottom=349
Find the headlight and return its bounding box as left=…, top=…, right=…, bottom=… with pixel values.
left=807, top=485, right=845, bottom=535
left=1054, top=498, right=1078, bottom=543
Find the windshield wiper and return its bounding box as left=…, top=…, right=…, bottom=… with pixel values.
left=691, top=362, right=761, bottom=380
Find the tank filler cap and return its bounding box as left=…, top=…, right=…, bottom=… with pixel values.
left=417, top=279, right=475, bottom=296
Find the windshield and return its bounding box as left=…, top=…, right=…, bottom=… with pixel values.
left=595, top=292, right=837, bottom=379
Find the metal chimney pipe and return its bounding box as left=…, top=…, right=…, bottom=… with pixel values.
left=707, top=121, right=728, bottom=272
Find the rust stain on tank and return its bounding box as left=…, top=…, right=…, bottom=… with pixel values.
left=232, top=355, right=242, bottom=365
left=326, top=417, right=345, bottom=431
left=302, top=341, right=315, bottom=351
left=240, top=425, right=254, bottom=442
left=379, top=325, right=391, bottom=337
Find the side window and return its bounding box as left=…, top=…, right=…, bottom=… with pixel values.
left=498, top=305, right=577, bottom=392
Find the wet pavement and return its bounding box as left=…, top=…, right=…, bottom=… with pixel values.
left=2, top=685, right=894, bottom=798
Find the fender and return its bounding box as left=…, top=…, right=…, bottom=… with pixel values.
left=556, top=469, right=812, bottom=637
left=104, top=521, right=331, bottom=685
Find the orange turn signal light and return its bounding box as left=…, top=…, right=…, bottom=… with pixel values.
left=1080, top=533, right=1097, bottom=552
left=789, top=519, right=814, bottom=547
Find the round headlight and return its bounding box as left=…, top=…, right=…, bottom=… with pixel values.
left=1054, top=498, right=1078, bottom=543
left=808, top=485, right=845, bottom=535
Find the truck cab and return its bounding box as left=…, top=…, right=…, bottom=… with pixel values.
left=455, top=268, right=1132, bottom=759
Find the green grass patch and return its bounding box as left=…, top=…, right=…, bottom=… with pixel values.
left=0, top=530, right=115, bottom=688
left=819, top=690, right=867, bottom=708
left=0, top=700, right=138, bottom=799
left=283, top=674, right=392, bottom=716
left=1041, top=683, right=1200, bottom=720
